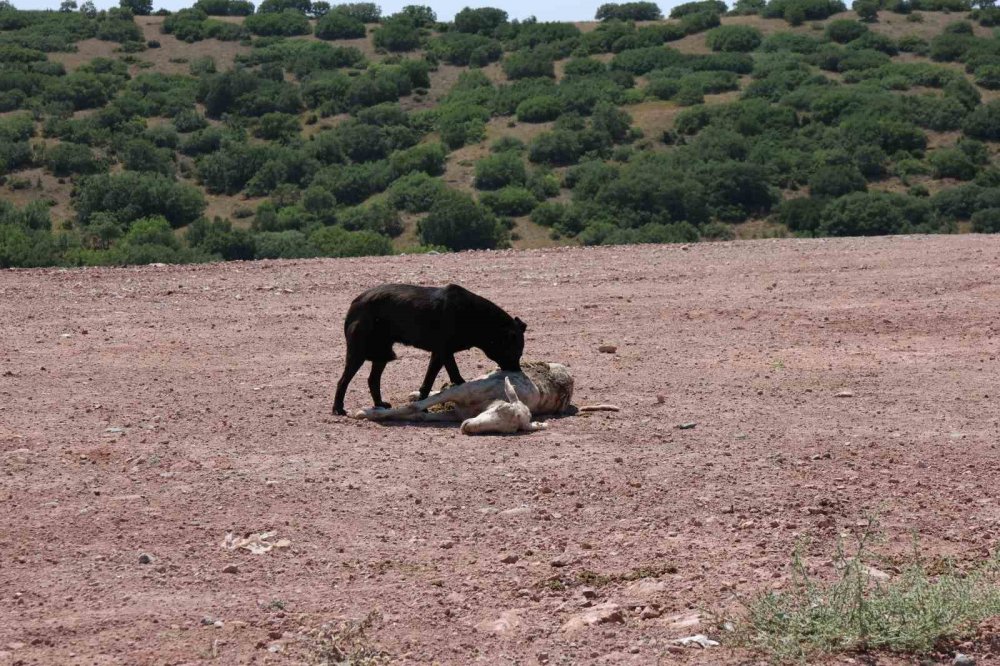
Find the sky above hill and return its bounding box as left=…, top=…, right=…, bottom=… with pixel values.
left=9, top=0, right=684, bottom=22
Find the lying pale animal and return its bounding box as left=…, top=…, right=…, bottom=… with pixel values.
left=353, top=361, right=574, bottom=435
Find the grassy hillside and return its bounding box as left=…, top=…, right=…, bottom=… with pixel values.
left=4, top=0, right=1000, bottom=267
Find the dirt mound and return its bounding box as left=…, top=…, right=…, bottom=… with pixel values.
left=2, top=236, right=999, bottom=664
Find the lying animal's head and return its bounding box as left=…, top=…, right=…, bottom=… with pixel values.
left=482, top=316, right=527, bottom=373
left=460, top=377, right=533, bottom=435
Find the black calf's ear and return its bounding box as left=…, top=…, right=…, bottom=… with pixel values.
left=515, top=317, right=527, bottom=332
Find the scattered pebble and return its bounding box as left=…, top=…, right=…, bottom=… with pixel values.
left=500, top=554, right=519, bottom=564
left=222, top=564, right=239, bottom=574
left=953, top=653, right=975, bottom=666
left=138, top=553, right=152, bottom=565
left=835, top=390, right=855, bottom=398
left=598, top=345, right=617, bottom=354
left=677, top=422, right=697, bottom=430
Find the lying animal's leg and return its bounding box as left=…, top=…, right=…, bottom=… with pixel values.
left=333, top=351, right=365, bottom=416
left=367, top=360, right=391, bottom=409
left=419, top=353, right=444, bottom=399
left=444, top=354, right=465, bottom=386
left=356, top=383, right=470, bottom=421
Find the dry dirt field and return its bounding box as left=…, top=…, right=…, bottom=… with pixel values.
left=2, top=236, right=1000, bottom=665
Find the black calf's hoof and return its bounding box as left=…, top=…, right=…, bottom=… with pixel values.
left=332, top=406, right=347, bottom=416
left=374, top=401, right=392, bottom=409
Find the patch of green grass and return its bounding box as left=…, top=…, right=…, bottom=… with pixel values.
left=735, top=527, right=1000, bottom=663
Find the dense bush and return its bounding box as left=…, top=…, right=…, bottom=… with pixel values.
left=315, top=9, right=365, bottom=39
left=193, top=0, right=255, bottom=15
left=929, top=147, right=976, bottom=180
left=763, top=0, right=847, bottom=22
left=516, top=95, right=562, bottom=122
left=244, top=9, right=310, bottom=36
left=475, top=151, right=527, bottom=190
left=373, top=16, right=421, bottom=52
left=479, top=186, right=538, bottom=215
left=387, top=171, right=446, bottom=212
left=45, top=142, right=101, bottom=176
left=419, top=189, right=505, bottom=250
left=596, top=2, right=663, bottom=20
left=310, top=225, right=394, bottom=257
left=454, top=6, right=507, bottom=35
left=705, top=25, right=763, bottom=52
left=670, top=0, right=727, bottom=17
left=963, top=100, right=1000, bottom=140
left=503, top=49, right=556, bottom=79
left=75, top=171, right=206, bottom=228
left=820, top=191, right=934, bottom=235
left=825, top=18, right=867, bottom=43
left=809, top=164, right=867, bottom=197
left=971, top=207, right=1000, bottom=232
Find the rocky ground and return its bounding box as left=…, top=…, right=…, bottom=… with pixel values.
left=2, top=236, right=999, bottom=665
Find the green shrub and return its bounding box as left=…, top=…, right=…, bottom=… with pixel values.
left=331, top=2, right=380, bottom=21
left=315, top=10, right=365, bottom=39
left=339, top=201, right=403, bottom=236
left=529, top=129, right=584, bottom=166
left=46, top=142, right=100, bottom=176
left=825, top=18, right=868, bottom=42
left=595, top=1, right=663, bottom=20
left=387, top=171, right=446, bottom=212
left=516, top=95, right=561, bottom=122
left=971, top=207, right=1000, bottom=232
left=897, top=34, right=929, bottom=54
left=252, top=230, right=316, bottom=259
left=419, top=189, right=505, bottom=250
left=309, top=225, right=394, bottom=257
left=963, top=100, right=1000, bottom=140
left=929, top=147, right=976, bottom=180
left=563, top=57, right=607, bottom=77
left=820, top=191, right=933, bottom=235
left=244, top=9, right=311, bottom=36
left=670, top=0, right=727, bottom=16
left=853, top=0, right=879, bottom=21
left=530, top=200, right=567, bottom=228
left=75, top=171, right=206, bottom=228
left=809, top=164, right=867, bottom=197
left=775, top=196, right=827, bottom=233
left=373, top=16, right=421, bottom=52
left=680, top=10, right=721, bottom=35
left=929, top=32, right=971, bottom=61
left=491, top=136, right=527, bottom=153
left=479, top=185, right=538, bottom=216
left=503, top=50, right=555, bottom=79
left=187, top=217, right=256, bottom=260
left=255, top=112, right=300, bottom=142
left=390, top=142, right=446, bottom=177
left=705, top=25, right=763, bottom=52
left=453, top=6, right=507, bottom=35
left=475, top=151, right=526, bottom=190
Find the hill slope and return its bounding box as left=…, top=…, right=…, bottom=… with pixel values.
left=4, top=0, right=1000, bottom=267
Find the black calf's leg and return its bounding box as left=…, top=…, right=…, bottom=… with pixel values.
left=443, top=355, right=465, bottom=386
left=368, top=360, right=391, bottom=409
left=419, top=353, right=444, bottom=399
left=333, top=352, right=365, bottom=416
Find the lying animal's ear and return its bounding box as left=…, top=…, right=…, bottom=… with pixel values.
left=515, top=317, right=527, bottom=332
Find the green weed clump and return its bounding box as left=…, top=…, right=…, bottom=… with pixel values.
left=736, top=528, right=1000, bottom=663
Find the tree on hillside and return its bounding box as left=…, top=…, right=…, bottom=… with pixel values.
left=595, top=1, right=663, bottom=20
left=119, top=0, right=153, bottom=15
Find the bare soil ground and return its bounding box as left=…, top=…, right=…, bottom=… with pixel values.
left=2, top=236, right=1000, bottom=665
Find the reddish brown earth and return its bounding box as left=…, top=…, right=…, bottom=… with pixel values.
left=2, top=236, right=1000, bottom=665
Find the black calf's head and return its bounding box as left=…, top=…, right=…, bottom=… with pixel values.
left=485, top=317, right=527, bottom=372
